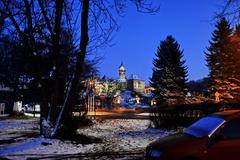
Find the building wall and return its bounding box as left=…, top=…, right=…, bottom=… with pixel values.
left=127, top=79, right=145, bottom=93
left=119, top=81, right=127, bottom=90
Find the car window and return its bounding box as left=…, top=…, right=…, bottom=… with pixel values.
left=219, top=119, right=240, bottom=139
left=184, top=116, right=225, bottom=138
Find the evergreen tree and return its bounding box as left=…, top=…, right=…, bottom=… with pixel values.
left=229, top=24, right=240, bottom=101
left=206, top=17, right=240, bottom=103
left=231, top=24, right=240, bottom=80
left=150, top=35, right=188, bottom=105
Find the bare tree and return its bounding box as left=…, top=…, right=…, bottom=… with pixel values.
left=0, top=0, right=159, bottom=137
left=218, top=0, right=240, bottom=23
left=0, top=0, right=67, bottom=134
left=55, top=0, right=159, bottom=137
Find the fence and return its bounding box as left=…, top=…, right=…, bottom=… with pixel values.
left=150, top=102, right=229, bottom=128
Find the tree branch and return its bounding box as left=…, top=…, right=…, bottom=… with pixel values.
left=37, top=0, right=54, bottom=36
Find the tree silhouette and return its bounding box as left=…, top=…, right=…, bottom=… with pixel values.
left=151, top=35, right=188, bottom=106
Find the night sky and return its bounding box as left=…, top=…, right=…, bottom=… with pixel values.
left=98, top=0, right=224, bottom=85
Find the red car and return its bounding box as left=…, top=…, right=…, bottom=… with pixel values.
left=145, top=110, right=240, bottom=160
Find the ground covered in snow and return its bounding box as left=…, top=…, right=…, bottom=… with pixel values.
left=0, top=117, right=175, bottom=160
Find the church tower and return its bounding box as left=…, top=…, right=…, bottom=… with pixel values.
left=118, top=63, right=127, bottom=89
left=118, top=63, right=126, bottom=82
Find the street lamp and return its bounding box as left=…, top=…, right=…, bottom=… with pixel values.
left=87, top=77, right=95, bottom=115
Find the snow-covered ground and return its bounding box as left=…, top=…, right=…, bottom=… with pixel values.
left=0, top=118, right=175, bottom=160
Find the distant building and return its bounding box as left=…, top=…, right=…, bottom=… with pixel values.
left=95, top=63, right=147, bottom=95
left=117, top=63, right=145, bottom=93
left=94, top=63, right=146, bottom=107
left=127, top=74, right=145, bottom=93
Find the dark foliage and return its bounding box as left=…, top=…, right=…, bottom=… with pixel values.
left=150, top=102, right=240, bottom=128
left=187, top=78, right=209, bottom=95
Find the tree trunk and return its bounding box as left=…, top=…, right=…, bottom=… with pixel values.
left=55, top=0, right=89, bottom=134
left=49, top=0, right=64, bottom=126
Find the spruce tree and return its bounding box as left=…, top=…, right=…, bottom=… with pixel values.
left=206, top=18, right=240, bottom=102
left=150, top=35, right=188, bottom=105
left=231, top=25, right=240, bottom=80
left=228, top=24, right=240, bottom=101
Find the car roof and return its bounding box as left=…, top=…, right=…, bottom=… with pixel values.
left=210, top=110, right=240, bottom=119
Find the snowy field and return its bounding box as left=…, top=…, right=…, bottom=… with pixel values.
left=0, top=118, right=175, bottom=160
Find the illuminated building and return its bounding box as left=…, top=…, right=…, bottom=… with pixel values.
left=127, top=74, right=145, bottom=93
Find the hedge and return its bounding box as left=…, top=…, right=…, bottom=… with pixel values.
left=150, top=102, right=240, bottom=128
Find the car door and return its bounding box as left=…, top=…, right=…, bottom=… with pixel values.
left=207, top=118, right=240, bottom=160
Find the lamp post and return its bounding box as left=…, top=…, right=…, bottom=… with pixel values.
left=87, top=77, right=95, bottom=115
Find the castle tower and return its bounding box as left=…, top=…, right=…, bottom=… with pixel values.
left=118, top=63, right=126, bottom=83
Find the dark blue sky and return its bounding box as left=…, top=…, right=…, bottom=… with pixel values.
left=98, top=0, right=223, bottom=84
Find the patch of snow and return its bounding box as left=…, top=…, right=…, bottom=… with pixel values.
left=0, top=119, right=38, bottom=130
left=145, top=93, right=154, bottom=98
left=128, top=105, right=150, bottom=109
left=24, top=113, right=40, bottom=117
left=136, top=113, right=150, bottom=116
left=0, top=119, right=175, bottom=159
left=0, top=136, right=45, bottom=155
left=120, top=101, right=129, bottom=107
